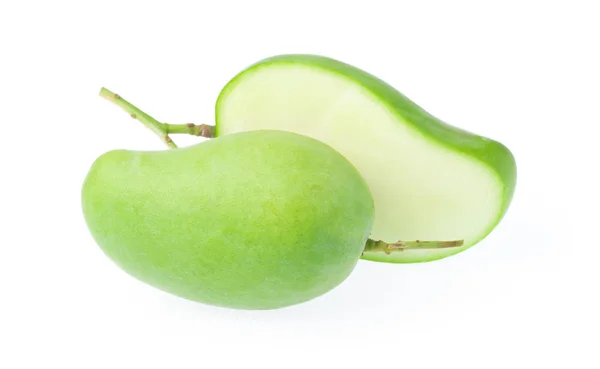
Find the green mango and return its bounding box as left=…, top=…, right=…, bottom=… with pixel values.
left=216, top=54, right=517, bottom=263
left=82, top=130, right=374, bottom=310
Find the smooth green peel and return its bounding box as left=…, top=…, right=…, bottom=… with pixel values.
left=82, top=130, right=374, bottom=309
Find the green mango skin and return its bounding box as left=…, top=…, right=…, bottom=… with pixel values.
left=82, top=130, right=374, bottom=310
left=215, top=54, right=517, bottom=263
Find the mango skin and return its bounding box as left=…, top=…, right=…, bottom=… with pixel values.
left=82, top=130, right=374, bottom=310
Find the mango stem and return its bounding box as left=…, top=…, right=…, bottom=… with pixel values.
left=99, top=87, right=215, bottom=148
left=364, top=238, right=464, bottom=254
left=165, top=122, right=215, bottom=138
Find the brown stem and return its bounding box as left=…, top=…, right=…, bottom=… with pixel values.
left=364, top=238, right=464, bottom=254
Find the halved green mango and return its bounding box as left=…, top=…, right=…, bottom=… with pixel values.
left=215, top=54, right=516, bottom=263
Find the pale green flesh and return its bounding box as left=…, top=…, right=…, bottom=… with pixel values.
left=216, top=57, right=516, bottom=263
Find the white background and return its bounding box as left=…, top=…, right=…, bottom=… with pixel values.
left=1, top=1, right=598, bottom=368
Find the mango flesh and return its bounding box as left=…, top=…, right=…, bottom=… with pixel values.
left=216, top=54, right=517, bottom=263
left=82, top=130, right=374, bottom=309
